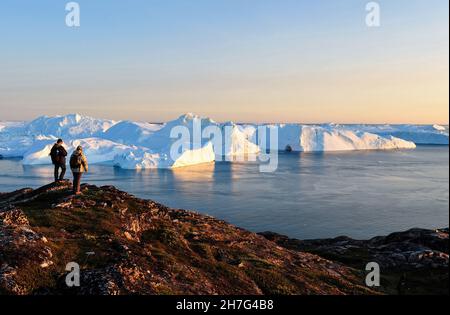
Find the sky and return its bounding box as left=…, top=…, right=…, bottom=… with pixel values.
left=0, top=0, right=448, bottom=124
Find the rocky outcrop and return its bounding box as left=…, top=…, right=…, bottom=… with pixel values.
left=1, top=182, right=447, bottom=295
left=0, top=206, right=53, bottom=294
left=1, top=182, right=376, bottom=295
left=260, top=228, right=449, bottom=295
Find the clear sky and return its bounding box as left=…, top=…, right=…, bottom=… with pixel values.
left=0, top=0, right=448, bottom=123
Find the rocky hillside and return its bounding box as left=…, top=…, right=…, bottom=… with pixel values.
left=0, top=182, right=447, bottom=295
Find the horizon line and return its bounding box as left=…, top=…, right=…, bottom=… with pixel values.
left=1, top=112, right=448, bottom=126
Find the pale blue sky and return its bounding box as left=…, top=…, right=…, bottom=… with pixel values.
left=0, top=0, right=448, bottom=123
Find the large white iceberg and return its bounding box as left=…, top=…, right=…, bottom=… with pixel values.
left=113, top=141, right=215, bottom=170
left=255, top=124, right=417, bottom=152
left=220, top=122, right=261, bottom=157
left=110, top=114, right=260, bottom=168
left=132, top=113, right=260, bottom=158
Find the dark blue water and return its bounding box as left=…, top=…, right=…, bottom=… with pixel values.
left=0, top=146, right=448, bottom=239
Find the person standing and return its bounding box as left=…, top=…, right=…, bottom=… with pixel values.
left=70, top=146, right=88, bottom=195
left=49, top=139, right=68, bottom=182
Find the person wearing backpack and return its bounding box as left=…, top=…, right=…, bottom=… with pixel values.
left=49, top=139, right=68, bottom=182
left=70, top=146, right=88, bottom=195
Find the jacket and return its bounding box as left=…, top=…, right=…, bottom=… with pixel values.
left=50, top=144, right=68, bottom=165
left=70, top=151, right=88, bottom=173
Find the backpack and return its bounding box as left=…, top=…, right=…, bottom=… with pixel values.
left=50, top=146, right=59, bottom=164
left=70, top=154, right=83, bottom=169
left=50, top=145, right=67, bottom=165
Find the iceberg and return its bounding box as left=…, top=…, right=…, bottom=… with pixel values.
left=24, top=114, right=116, bottom=139
left=15, top=114, right=220, bottom=169
left=138, top=113, right=216, bottom=151
left=0, top=114, right=116, bottom=158
left=1, top=113, right=447, bottom=169
left=220, top=122, right=261, bottom=157
left=260, top=124, right=416, bottom=152
left=103, top=120, right=163, bottom=146
left=0, top=136, right=46, bottom=158
left=113, top=141, right=215, bottom=170
left=0, top=121, right=25, bottom=132
left=341, top=124, right=449, bottom=145
left=135, top=113, right=260, bottom=158
left=22, top=138, right=134, bottom=165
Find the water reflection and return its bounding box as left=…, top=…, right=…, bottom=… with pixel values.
left=171, top=162, right=216, bottom=181
left=22, top=164, right=53, bottom=178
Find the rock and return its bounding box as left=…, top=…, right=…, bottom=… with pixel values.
left=0, top=207, right=29, bottom=226
left=0, top=206, right=54, bottom=294
left=76, top=267, right=123, bottom=295
left=123, top=231, right=133, bottom=241
left=259, top=227, right=449, bottom=295
left=52, top=201, right=72, bottom=209
left=40, top=261, right=53, bottom=268
left=408, top=251, right=425, bottom=263
left=389, top=253, right=407, bottom=263
left=0, top=264, right=26, bottom=295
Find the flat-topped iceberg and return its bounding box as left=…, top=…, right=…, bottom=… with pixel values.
left=1, top=113, right=447, bottom=169
left=261, top=124, right=417, bottom=152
